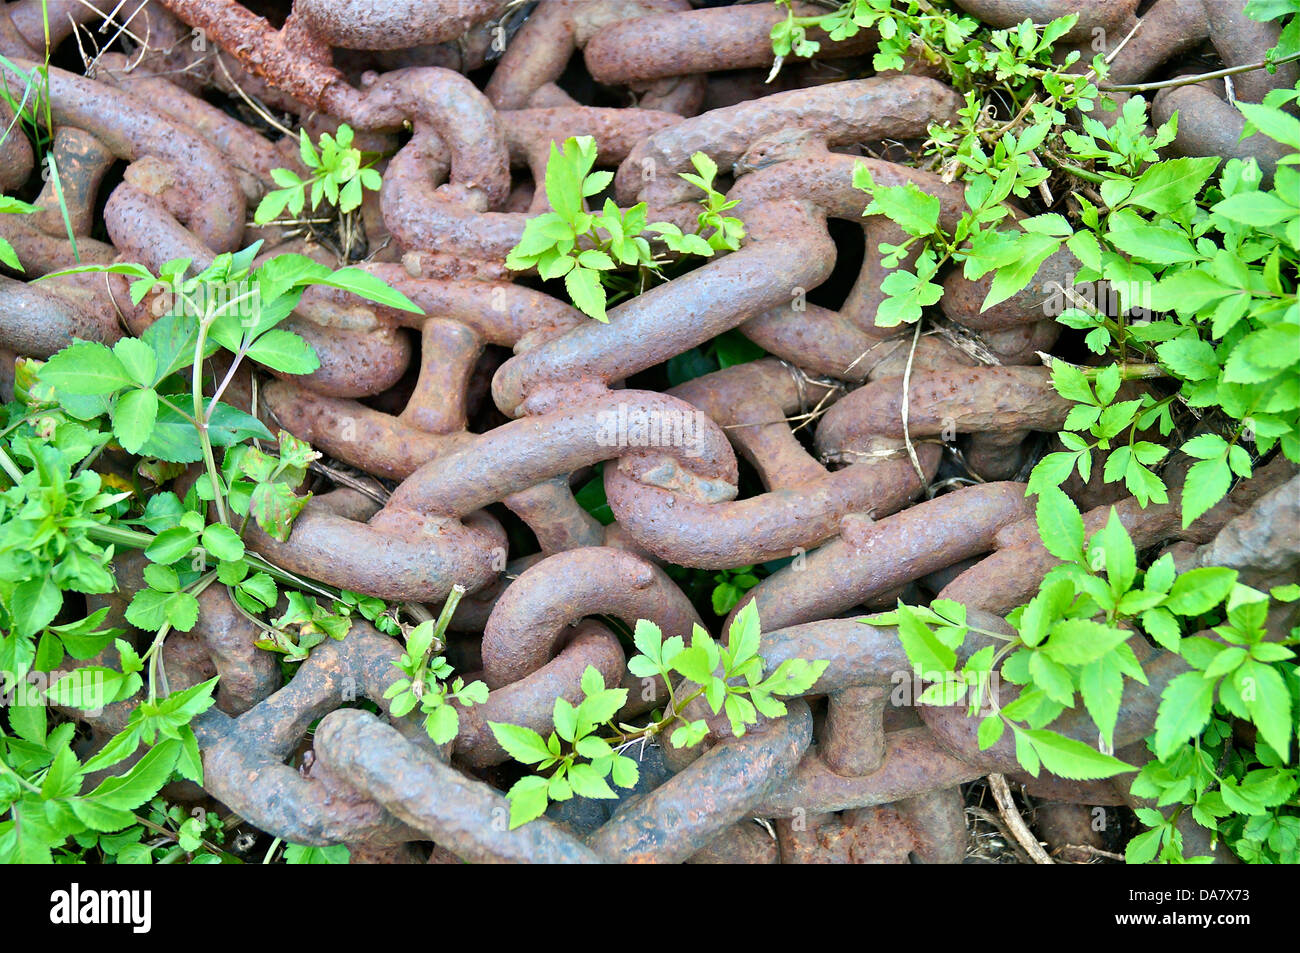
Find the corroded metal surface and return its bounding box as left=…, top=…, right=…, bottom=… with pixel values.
left=0, top=0, right=1281, bottom=865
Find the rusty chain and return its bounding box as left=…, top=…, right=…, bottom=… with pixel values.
left=0, top=0, right=1294, bottom=864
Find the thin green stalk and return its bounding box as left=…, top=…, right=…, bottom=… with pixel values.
left=191, top=307, right=229, bottom=526
left=44, top=154, right=79, bottom=264
left=263, top=837, right=282, bottom=864
left=38, top=0, right=51, bottom=146
left=1100, top=50, right=1300, bottom=93
left=83, top=521, right=339, bottom=597
left=0, top=443, right=23, bottom=483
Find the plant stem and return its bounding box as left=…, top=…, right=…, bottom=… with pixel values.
left=191, top=308, right=229, bottom=526
left=0, top=444, right=23, bottom=483
left=262, top=837, right=282, bottom=864
left=411, top=584, right=465, bottom=690
left=208, top=346, right=247, bottom=411
left=1044, top=156, right=1106, bottom=185
left=84, top=521, right=340, bottom=598
left=1099, top=50, right=1300, bottom=93
left=144, top=570, right=218, bottom=700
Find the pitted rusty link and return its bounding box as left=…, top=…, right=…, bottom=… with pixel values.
left=295, top=696, right=810, bottom=862
left=295, top=0, right=507, bottom=51
left=816, top=366, right=1073, bottom=457
left=191, top=621, right=439, bottom=846
left=492, top=198, right=835, bottom=416
left=2, top=0, right=1286, bottom=865
left=611, top=357, right=937, bottom=568
left=266, top=267, right=738, bottom=555
left=0, top=273, right=122, bottom=356
left=737, top=481, right=1035, bottom=633
left=95, top=52, right=296, bottom=208
left=0, top=59, right=246, bottom=256
left=582, top=2, right=878, bottom=87
left=615, top=75, right=963, bottom=220
left=480, top=547, right=700, bottom=689
left=242, top=478, right=506, bottom=603
left=484, top=0, right=704, bottom=115
left=775, top=787, right=966, bottom=864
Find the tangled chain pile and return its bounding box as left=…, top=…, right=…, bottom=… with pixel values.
left=0, top=0, right=1296, bottom=865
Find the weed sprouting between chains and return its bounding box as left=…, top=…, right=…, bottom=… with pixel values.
left=505, top=135, right=745, bottom=322
left=775, top=0, right=1299, bottom=863
left=0, top=243, right=445, bottom=863
left=489, top=601, right=827, bottom=828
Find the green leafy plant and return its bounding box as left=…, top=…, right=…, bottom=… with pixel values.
left=858, top=76, right=1299, bottom=527
left=1028, top=357, right=1173, bottom=507
left=774, top=4, right=1299, bottom=863
left=489, top=603, right=826, bottom=828
left=0, top=19, right=55, bottom=158
left=505, top=136, right=744, bottom=321
left=0, top=194, right=39, bottom=271
left=282, top=841, right=349, bottom=864
left=710, top=565, right=762, bottom=616
left=0, top=240, right=450, bottom=862
left=869, top=489, right=1298, bottom=862
left=1244, top=0, right=1300, bottom=62
left=383, top=585, right=488, bottom=745
left=647, top=151, right=746, bottom=255
left=255, top=124, right=382, bottom=225
left=1129, top=578, right=1299, bottom=864
left=0, top=677, right=219, bottom=863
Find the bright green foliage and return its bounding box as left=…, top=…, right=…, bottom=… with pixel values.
left=490, top=602, right=826, bottom=828
left=1130, top=609, right=1300, bottom=866
left=870, top=491, right=1296, bottom=776
left=384, top=588, right=488, bottom=746
left=2, top=243, right=432, bottom=862
left=335, top=587, right=404, bottom=637
left=0, top=438, right=125, bottom=669
left=54, top=797, right=232, bottom=865
left=490, top=667, right=638, bottom=829
left=505, top=137, right=744, bottom=321
left=218, top=430, right=320, bottom=543
left=1244, top=0, right=1300, bottom=61
left=257, top=591, right=350, bottom=660
left=283, top=842, right=349, bottom=864
left=872, top=496, right=1298, bottom=862
left=0, top=678, right=218, bottom=863
left=773, top=1, right=1092, bottom=102
left=711, top=565, right=761, bottom=615
left=24, top=247, right=422, bottom=665
left=35, top=246, right=414, bottom=464
left=647, top=151, right=746, bottom=255
left=866, top=86, right=1300, bottom=527
left=1028, top=359, right=1172, bottom=506
left=255, top=124, right=382, bottom=224
left=1014, top=97, right=1299, bottom=527
left=815, top=5, right=1298, bottom=527
left=789, top=7, right=1300, bottom=864
left=844, top=4, right=1099, bottom=327
left=0, top=194, right=39, bottom=271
